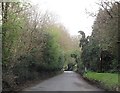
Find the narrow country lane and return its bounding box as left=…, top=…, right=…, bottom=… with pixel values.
left=22, top=71, right=103, bottom=91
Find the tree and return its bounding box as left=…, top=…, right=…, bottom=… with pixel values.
left=78, top=1, right=119, bottom=73
left=2, top=2, right=68, bottom=91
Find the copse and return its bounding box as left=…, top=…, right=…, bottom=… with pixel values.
left=77, top=1, right=119, bottom=73
left=2, top=2, right=67, bottom=91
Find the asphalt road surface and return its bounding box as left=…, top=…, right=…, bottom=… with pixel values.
left=23, top=71, right=103, bottom=91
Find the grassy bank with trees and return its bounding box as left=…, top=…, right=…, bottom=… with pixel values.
left=75, top=1, right=120, bottom=91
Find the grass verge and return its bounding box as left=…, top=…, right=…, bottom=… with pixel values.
left=83, top=71, right=120, bottom=91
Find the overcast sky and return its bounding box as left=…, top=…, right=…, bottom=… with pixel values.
left=29, top=0, right=100, bottom=36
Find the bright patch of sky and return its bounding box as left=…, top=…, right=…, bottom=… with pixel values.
left=29, top=0, right=101, bottom=36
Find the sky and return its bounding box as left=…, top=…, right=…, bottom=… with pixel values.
left=29, top=0, right=100, bottom=36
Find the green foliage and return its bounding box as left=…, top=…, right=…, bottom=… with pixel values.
left=2, top=2, right=68, bottom=91
left=2, top=2, right=26, bottom=65
left=43, top=30, right=64, bottom=71
left=77, top=2, right=119, bottom=73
